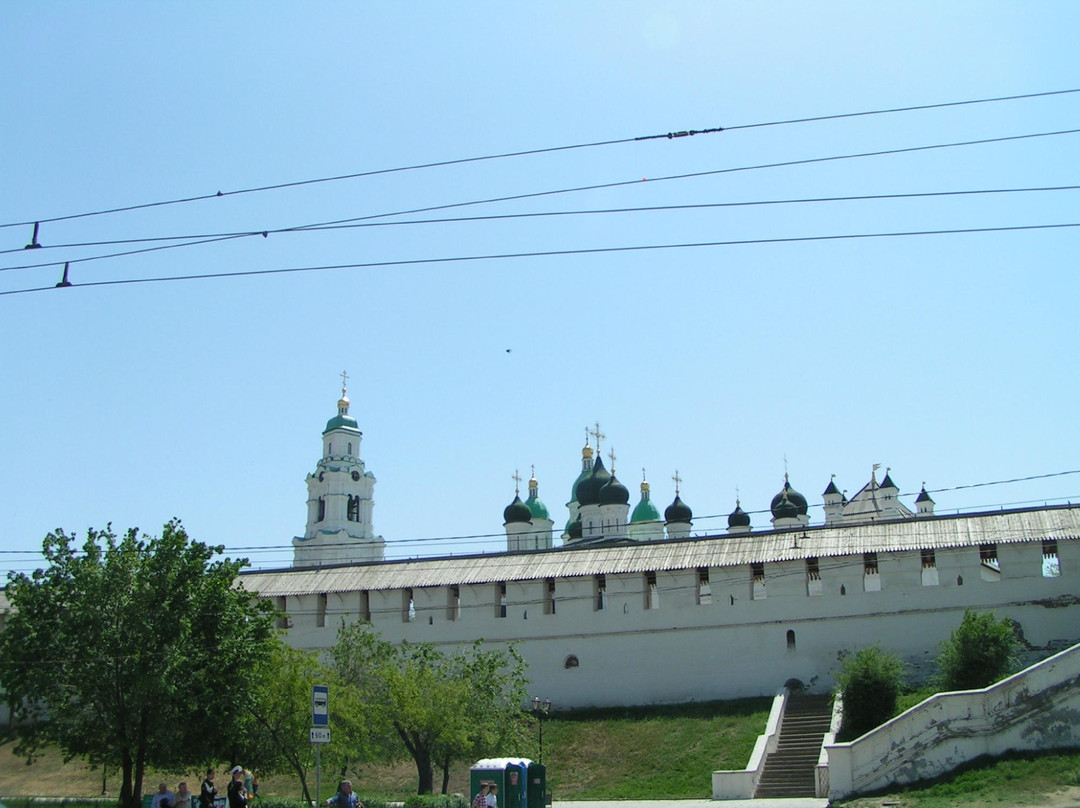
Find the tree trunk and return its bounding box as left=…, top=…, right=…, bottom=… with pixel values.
left=414, top=744, right=434, bottom=794
left=440, top=755, right=451, bottom=794
left=120, top=750, right=136, bottom=808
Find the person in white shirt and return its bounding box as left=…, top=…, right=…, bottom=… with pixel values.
left=485, top=783, right=498, bottom=808
left=151, top=783, right=175, bottom=808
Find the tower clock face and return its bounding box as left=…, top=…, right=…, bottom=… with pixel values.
left=352, top=471, right=361, bottom=481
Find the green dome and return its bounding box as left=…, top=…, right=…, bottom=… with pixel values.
left=526, top=494, right=550, bottom=520
left=567, top=517, right=583, bottom=540
left=631, top=497, right=662, bottom=523
left=324, top=413, right=360, bottom=433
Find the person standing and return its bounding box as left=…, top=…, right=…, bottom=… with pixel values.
left=486, top=783, right=498, bottom=808
left=471, top=782, right=489, bottom=808
left=174, top=782, right=193, bottom=808
left=325, top=779, right=361, bottom=808
left=199, top=769, right=217, bottom=808
left=151, top=783, right=174, bottom=808
left=227, top=767, right=248, bottom=808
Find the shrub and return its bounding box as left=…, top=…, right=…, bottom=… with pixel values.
left=402, top=794, right=469, bottom=808
left=835, top=645, right=905, bottom=739
left=937, top=609, right=1019, bottom=691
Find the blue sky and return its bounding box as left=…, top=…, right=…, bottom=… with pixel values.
left=2, top=1, right=1078, bottom=575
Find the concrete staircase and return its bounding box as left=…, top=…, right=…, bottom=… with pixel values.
left=754, top=693, right=832, bottom=798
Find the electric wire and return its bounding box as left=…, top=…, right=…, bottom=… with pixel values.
left=5, top=221, right=1078, bottom=296
left=2, top=86, right=1076, bottom=231
left=4, top=125, right=1077, bottom=277
left=3, top=183, right=1078, bottom=260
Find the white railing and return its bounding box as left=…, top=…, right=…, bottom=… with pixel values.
left=826, top=641, right=1080, bottom=800
left=711, top=688, right=788, bottom=800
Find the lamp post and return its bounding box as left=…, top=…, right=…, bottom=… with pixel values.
left=531, top=696, right=552, bottom=763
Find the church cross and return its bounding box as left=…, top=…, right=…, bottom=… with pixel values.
left=512, top=468, right=522, bottom=495
left=672, top=469, right=682, bottom=495
left=590, top=422, right=605, bottom=456
left=608, top=447, right=617, bottom=474
left=340, top=369, right=349, bottom=396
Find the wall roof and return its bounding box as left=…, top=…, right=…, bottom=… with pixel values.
left=240, top=504, right=1080, bottom=597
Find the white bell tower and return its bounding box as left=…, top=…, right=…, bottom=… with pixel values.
left=292, top=372, right=386, bottom=567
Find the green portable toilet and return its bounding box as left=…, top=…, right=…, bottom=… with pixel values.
left=469, top=758, right=530, bottom=808
left=526, top=762, right=547, bottom=808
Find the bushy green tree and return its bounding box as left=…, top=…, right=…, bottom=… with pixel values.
left=330, top=624, right=530, bottom=795
left=937, top=609, right=1019, bottom=691
left=0, top=522, right=278, bottom=808
left=835, top=645, right=905, bottom=739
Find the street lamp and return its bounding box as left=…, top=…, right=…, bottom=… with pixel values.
left=531, top=697, right=552, bottom=763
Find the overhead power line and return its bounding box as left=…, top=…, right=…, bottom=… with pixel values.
left=2, top=86, right=1076, bottom=231
left=3, top=184, right=1077, bottom=260
left=4, top=221, right=1078, bottom=296
left=5, top=126, right=1079, bottom=275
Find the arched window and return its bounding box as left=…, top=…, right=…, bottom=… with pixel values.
left=347, top=496, right=359, bottom=522
left=348, top=442, right=353, bottom=455
left=564, top=655, right=580, bottom=669
left=317, top=497, right=326, bottom=522
left=786, top=629, right=796, bottom=652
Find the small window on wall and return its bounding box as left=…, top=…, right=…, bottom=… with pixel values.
left=697, top=567, right=712, bottom=605
left=786, top=629, right=796, bottom=653
left=403, top=589, right=415, bottom=623
left=921, top=549, right=939, bottom=586
left=864, top=552, right=881, bottom=592
left=806, top=557, right=822, bottom=597
left=564, top=655, right=579, bottom=669
left=447, top=586, right=460, bottom=621
left=594, top=574, right=607, bottom=611
left=751, top=562, right=766, bottom=600
left=1042, top=540, right=1061, bottom=578
left=276, top=596, right=289, bottom=629
left=316, top=593, right=327, bottom=628
left=544, top=579, right=556, bottom=615
left=496, top=582, right=507, bottom=618
left=644, top=572, right=659, bottom=610
left=359, top=590, right=371, bottom=622
left=979, top=543, right=1001, bottom=582
left=317, top=497, right=326, bottom=522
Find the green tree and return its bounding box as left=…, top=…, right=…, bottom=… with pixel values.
left=0, top=522, right=277, bottom=808
left=937, top=609, right=1019, bottom=691
left=241, top=643, right=326, bottom=803
left=836, top=645, right=905, bottom=739
left=330, top=623, right=531, bottom=795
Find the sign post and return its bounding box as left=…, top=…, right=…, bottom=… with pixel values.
left=312, top=686, right=330, bottom=806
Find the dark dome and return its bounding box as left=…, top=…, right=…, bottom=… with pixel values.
left=599, top=473, right=630, bottom=506
left=773, top=491, right=799, bottom=520
left=771, top=479, right=807, bottom=516
left=728, top=503, right=751, bottom=528
left=503, top=495, right=532, bottom=524
left=665, top=494, right=692, bottom=523
left=567, top=517, right=583, bottom=540
left=575, top=457, right=611, bottom=507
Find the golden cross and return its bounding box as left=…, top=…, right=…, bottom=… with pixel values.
left=590, top=422, right=605, bottom=456
left=340, top=369, right=349, bottom=397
